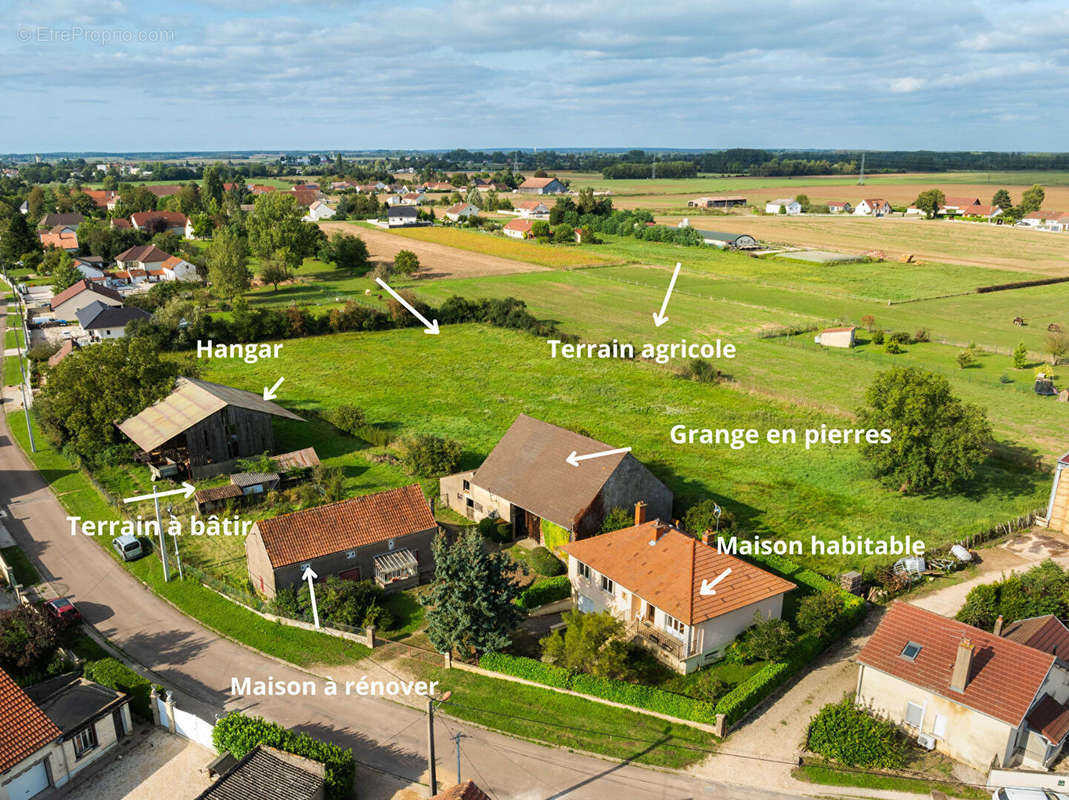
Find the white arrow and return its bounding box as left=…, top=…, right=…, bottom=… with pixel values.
left=122, top=482, right=196, bottom=504
left=566, top=447, right=632, bottom=467
left=699, top=568, right=732, bottom=596
left=375, top=277, right=439, bottom=334
left=263, top=376, right=285, bottom=401
left=302, top=565, right=320, bottom=629
left=652, top=262, right=681, bottom=327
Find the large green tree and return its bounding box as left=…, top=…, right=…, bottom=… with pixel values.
left=50, top=251, right=81, bottom=292
left=425, top=530, right=523, bottom=658
left=541, top=610, right=630, bottom=679
left=857, top=367, right=992, bottom=493
left=207, top=226, right=250, bottom=300
left=1021, top=184, right=1046, bottom=213
left=991, top=189, right=1012, bottom=210
left=2, top=211, right=41, bottom=261
left=247, top=192, right=321, bottom=261
left=320, top=232, right=370, bottom=273
left=912, top=188, right=945, bottom=218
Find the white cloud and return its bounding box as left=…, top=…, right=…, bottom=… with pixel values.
left=890, top=77, right=926, bottom=93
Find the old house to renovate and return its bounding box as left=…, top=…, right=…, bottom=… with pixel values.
left=75, top=301, right=150, bottom=341
left=517, top=177, right=567, bottom=194
left=439, top=414, right=672, bottom=545
left=117, top=377, right=304, bottom=478
left=49, top=280, right=122, bottom=321
left=814, top=326, right=856, bottom=348
left=245, top=484, right=438, bottom=598
left=195, top=745, right=325, bottom=800
left=0, top=668, right=133, bottom=800
left=857, top=602, right=1069, bottom=770
left=1039, top=451, right=1069, bottom=535
left=563, top=508, right=795, bottom=673
left=39, top=225, right=79, bottom=252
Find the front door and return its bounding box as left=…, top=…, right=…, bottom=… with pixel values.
left=112, top=708, right=127, bottom=740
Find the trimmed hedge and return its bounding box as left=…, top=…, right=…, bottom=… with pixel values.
left=516, top=575, right=571, bottom=611
left=714, top=661, right=792, bottom=725
left=479, top=652, right=718, bottom=725
left=213, top=712, right=355, bottom=800
left=84, top=657, right=153, bottom=721
left=527, top=546, right=565, bottom=576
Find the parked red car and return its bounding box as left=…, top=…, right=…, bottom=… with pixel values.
left=45, top=597, right=82, bottom=624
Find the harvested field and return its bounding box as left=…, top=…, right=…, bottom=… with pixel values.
left=319, top=221, right=554, bottom=279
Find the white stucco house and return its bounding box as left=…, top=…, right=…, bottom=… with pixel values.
left=854, top=198, right=893, bottom=216
left=562, top=509, right=795, bottom=674
left=815, top=326, right=856, bottom=348
left=302, top=200, right=336, bottom=222
left=445, top=202, right=479, bottom=222
left=387, top=206, right=421, bottom=227
left=765, top=198, right=801, bottom=215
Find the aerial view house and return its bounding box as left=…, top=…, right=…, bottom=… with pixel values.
left=694, top=229, right=757, bottom=249
left=117, top=377, right=304, bottom=478
left=159, top=254, right=199, bottom=282
left=512, top=200, right=549, bottom=217
left=38, top=212, right=85, bottom=229
left=814, top=326, right=856, bottom=348
left=75, top=301, right=150, bottom=340
left=854, top=198, right=893, bottom=216
left=387, top=206, right=420, bottom=227
left=0, top=667, right=133, bottom=800
left=502, top=219, right=534, bottom=239
left=517, top=176, right=567, bottom=194
left=563, top=511, right=795, bottom=673
left=195, top=745, right=326, bottom=800
left=49, top=280, right=122, bottom=320
left=445, top=202, right=479, bottom=221
left=129, top=211, right=189, bottom=236
left=1039, top=451, right=1069, bottom=535
left=245, top=484, right=438, bottom=598
left=827, top=201, right=852, bottom=213
left=941, top=196, right=982, bottom=214
left=302, top=200, right=336, bottom=221
left=39, top=225, right=79, bottom=252
left=764, top=198, right=801, bottom=215
left=856, top=602, right=1069, bottom=769
left=71, top=255, right=107, bottom=280
left=114, top=244, right=171, bottom=272
left=439, top=414, right=672, bottom=543
left=689, top=196, right=746, bottom=208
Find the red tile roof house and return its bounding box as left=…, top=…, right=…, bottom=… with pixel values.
left=856, top=602, right=1069, bottom=770
left=129, top=210, right=189, bottom=237
left=245, top=484, right=439, bottom=598
left=853, top=198, right=893, bottom=216
left=49, top=279, right=123, bottom=321
left=502, top=218, right=535, bottom=239
left=114, top=243, right=172, bottom=273
left=517, top=176, right=568, bottom=194
left=562, top=507, right=794, bottom=673
left=439, top=414, right=672, bottom=545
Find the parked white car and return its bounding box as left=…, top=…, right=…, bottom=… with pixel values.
left=993, top=788, right=1069, bottom=800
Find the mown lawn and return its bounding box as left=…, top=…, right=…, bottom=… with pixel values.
left=3, top=355, right=24, bottom=386
left=793, top=762, right=987, bottom=800
left=195, top=324, right=1048, bottom=573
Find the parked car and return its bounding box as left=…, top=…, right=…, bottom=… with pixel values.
left=993, top=789, right=1069, bottom=800
left=113, top=534, right=144, bottom=561
left=45, top=597, right=81, bottom=624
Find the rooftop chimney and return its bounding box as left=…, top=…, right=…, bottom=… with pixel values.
left=993, top=615, right=1004, bottom=637
left=702, top=530, right=714, bottom=546
left=949, top=638, right=974, bottom=693
left=635, top=501, right=647, bottom=526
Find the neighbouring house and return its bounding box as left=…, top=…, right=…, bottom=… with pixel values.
left=114, top=244, right=172, bottom=272
left=518, top=176, right=567, bottom=194
left=431, top=781, right=491, bottom=800
left=765, top=198, right=801, bottom=215
left=941, top=196, right=982, bottom=214
left=302, top=200, right=336, bottom=222
left=0, top=667, right=133, bottom=800
left=856, top=602, right=1069, bottom=770
left=39, top=225, right=79, bottom=252
left=49, top=280, right=123, bottom=321
left=245, top=484, right=438, bottom=598
left=854, top=198, right=893, bottom=216
left=82, top=189, right=118, bottom=210
left=110, top=217, right=132, bottom=230
left=688, top=196, right=746, bottom=208
left=400, top=191, right=427, bottom=206
left=827, top=201, right=852, bottom=213
left=160, top=254, right=199, bottom=282
left=512, top=200, right=549, bottom=217
left=814, top=326, right=856, bottom=348
left=562, top=509, right=795, bottom=673
left=445, top=202, right=479, bottom=222
left=129, top=211, right=189, bottom=236
left=117, top=376, right=304, bottom=476
left=71, top=255, right=106, bottom=280
left=38, top=213, right=84, bottom=229
left=961, top=204, right=1003, bottom=221
left=1019, top=211, right=1064, bottom=230
left=75, top=301, right=151, bottom=340
left=502, top=219, right=535, bottom=239
left=424, top=181, right=456, bottom=192
left=1039, top=451, right=1069, bottom=535
left=439, top=414, right=672, bottom=544
left=692, top=229, right=757, bottom=249
left=387, top=206, right=420, bottom=227
left=195, top=745, right=325, bottom=800
left=291, top=188, right=324, bottom=208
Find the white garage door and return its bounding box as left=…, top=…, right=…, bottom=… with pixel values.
left=4, top=760, right=50, bottom=800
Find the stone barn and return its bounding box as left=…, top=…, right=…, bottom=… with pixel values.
left=439, top=414, right=672, bottom=548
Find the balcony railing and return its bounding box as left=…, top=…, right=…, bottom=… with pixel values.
left=629, top=618, right=686, bottom=661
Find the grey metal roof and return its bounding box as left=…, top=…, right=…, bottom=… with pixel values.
left=230, top=471, right=280, bottom=488
left=117, top=377, right=304, bottom=452
left=388, top=206, right=418, bottom=217
left=274, top=447, right=320, bottom=470
left=78, top=305, right=151, bottom=330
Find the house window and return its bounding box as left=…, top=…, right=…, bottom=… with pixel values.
left=600, top=575, right=614, bottom=595
left=388, top=538, right=395, bottom=551
left=73, top=724, right=98, bottom=758
left=576, top=562, right=591, bottom=580
left=905, top=701, right=924, bottom=729
left=664, top=614, right=685, bottom=636
left=462, top=479, right=470, bottom=491
left=900, top=642, right=922, bottom=661
left=346, top=550, right=357, bottom=560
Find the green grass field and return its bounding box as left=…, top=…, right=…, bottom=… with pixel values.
left=195, top=324, right=1047, bottom=573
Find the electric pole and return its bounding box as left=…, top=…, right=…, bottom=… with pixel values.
left=452, top=731, right=464, bottom=786
left=426, top=690, right=452, bottom=796
left=858, top=152, right=866, bottom=185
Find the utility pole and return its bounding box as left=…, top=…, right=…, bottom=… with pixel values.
left=168, top=507, right=184, bottom=580
left=153, top=494, right=171, bottom=582
left=426, top=690, right=452, bottom=796
left=858, top=152, right=866, bottom=185
left=451, top=731, right=464, bottom=786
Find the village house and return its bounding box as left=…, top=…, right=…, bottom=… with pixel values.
left=765, top=198, right=801, bottom=215
left=827, top=201, right=852, bottom=213
left=114, top=243, right=172, bottom=273
left=856, top=602, right=1069, bottom=770
left=82, top=189, right=118, bottom=210
left=159, top=254, right=199, bottom=282
left=444, top=202, right=479, bottom=222
left=854, top=198, right=893, bottom=216
left=39, top=225, right=79, bottom=252
left=502, top=218, right=534, bottom=239
left=1019, top=210, right=1064, bottom=231
left=399, top=191, right=427, bottom=206
left=129, top=211, right=189, bottom=237
left=71, top=255, right=107, bottom=280
left=940, top=196, right=982, bottom=215
left=517, top=176, right=567, bottom=194
left=245, top=484, right=438, bottom=598
left=814, top=326, right=856, bottom=348
left=562, top=508, right=795, bottom=673
left=387, top=206, right=421, bottom=227
left=439, top=414, right=672, bottom=544
left=49, top=280, right=123, bottom=321
left=0, top=667, right=133, bottom=800
left=960, top=204, right=1003, bottom=221
left=117, top=376, right=304, bottom=478
left=74, top=301, right=150, bottom=341
left=302, top=200, right=336, bottom=221
left=512, top=200, right=549, bottom=217
left=38, top=212, right=84, bottom=229
left=688, top=196, right=746, bottom=208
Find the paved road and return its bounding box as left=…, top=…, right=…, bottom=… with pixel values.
left=0, top=351, right=804, bottom=799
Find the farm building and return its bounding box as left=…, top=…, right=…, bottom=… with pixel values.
left=1040, top=452, right=1069, bottom=535
left=693, top=229, right=757, bottom=249
left=245, top=484, right=438, bottom=598
left=439, top=414, right=672, bottom=546
left=517, top=177, right=567, bottom=194
left=765, top=198, right=801, bottom=215
left=49, top=279, right=122, bottom=320
left=814, top=326, right=856, bottom=348
left=854, top=198, right=893, bottom=216
left=564, top=514, right=794, bottom=673
left=117, top=377, right=304, bottom=478
left=688, top=196, right=746, bottom=208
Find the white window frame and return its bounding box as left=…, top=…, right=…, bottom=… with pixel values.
left=73, top=724, right=97, bottom=758
left=905, top=701, right=925, bottom=729
left=664, top=613, right=685, bottom=638
left=600, top=575, right=614, bottom=595
left=576, top=561, right=591, bottom=580
left=346, top=550, right=357, bottom=560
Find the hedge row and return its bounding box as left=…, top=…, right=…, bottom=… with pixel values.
left=84, top=657, right=153, bottom=721
left=213, top=712, right=355, bottom=800
left=478, top=652, right=718, bottom=725
left=713, top=661, right=792, bottom=725
left=516, top=576, right=572, bottom=611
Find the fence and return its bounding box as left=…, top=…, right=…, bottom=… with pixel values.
left=152, top=689, right=217, bottom=752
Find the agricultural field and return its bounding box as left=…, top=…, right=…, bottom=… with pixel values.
left=194, top=324, right=1047, bottom=574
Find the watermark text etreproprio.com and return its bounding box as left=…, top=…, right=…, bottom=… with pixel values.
left=17, top=25, right=175, bottom=45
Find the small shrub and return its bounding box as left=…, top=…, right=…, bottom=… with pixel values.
left=598, top=506, right=634, bottom=534
left=889, top=331, right=911, bottom=345
left=912, top=328, right=930, bottom=343
left=516, top=575, right=572, bottom=611
left=528, top=546, right=565, bottom=576
left=796, top=590, right=847, bottom=641
left=807, top=698, right=908, bottom=769
left=324, top=405, right=365, bottom=435
left=1013, top=342, right=1029, bottom=369
left=957, top=349, right=977, bottom=369
left=681, top=499, right=736, bottom=537
left=871, top=329, right=885, bottom=345
left=680, top=357, right=722, bottom=384
left=398, top=434, right=461, bottom=477
left=735, top=612, right=795, bottom=662
left=884, top=340, right=903, bottom=354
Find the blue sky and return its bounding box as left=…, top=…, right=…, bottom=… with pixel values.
left=1, top=0, right=1066, bottom=153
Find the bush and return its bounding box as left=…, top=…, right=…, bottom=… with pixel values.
left=912, top=328, right=930, bottom=343
left=871, top=329, right=885, bottom=345
left=477, top=517, right=510, bottom=543
left=884, top=340, right=903, bottom=354
left=213, top=712, right=355, bottom=800
left=796, top=590, right=847, bottom=641
left=393, top=249, right=420, bottom=275
left=957, top=349, right=977, bottom=369
left=84, top=657, right=153, bottom=720
left=681, top=358, right=721, bottom=384
left=528, top=546, right=565, bottom=576
left=516, top=575, right=571, bottom=611
left=807, top=698, right=908, bottom=769
left=735, top=613, right=795, bottom=662
left=598, top=506, right=634, bottom=534
left=324, top=405, right=365, bottom=435
left=681, top=499, right=736, bottom=537
left=714, top=661, right=791, bottom=725
left=398, top=435, right=461, bottom=477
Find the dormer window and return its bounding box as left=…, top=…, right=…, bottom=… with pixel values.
left=901, top=641, right=922, bottom=661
